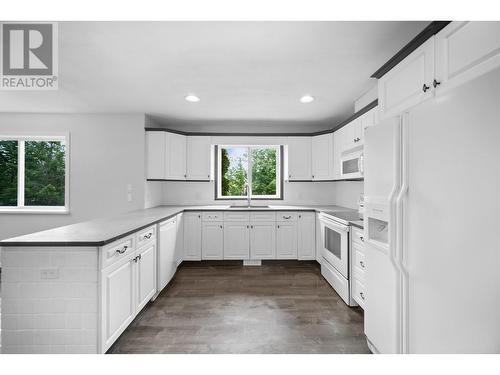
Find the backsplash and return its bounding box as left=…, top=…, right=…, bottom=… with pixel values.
left=146, top=180, right=363, bottom=208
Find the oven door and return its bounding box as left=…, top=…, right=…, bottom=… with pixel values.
left=341, top=150, right=364, bottom=179
left=319, top=214, right=349, bottom=278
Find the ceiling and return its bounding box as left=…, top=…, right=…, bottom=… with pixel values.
left=0, top=21, right=429, bottom=128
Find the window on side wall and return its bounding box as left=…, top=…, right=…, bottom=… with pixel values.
left=0, top=134, right=69, bottom=213
left=216, top=145, right=282, bottom=200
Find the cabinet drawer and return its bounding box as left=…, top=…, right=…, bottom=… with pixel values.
left=351, top=228, right=365, bottom=246
left=352, top=245, right=366, bottom=281
left=136, top=225, right=156, bottom=248
left=352, top=279, right=366, bottom=309
left=202, top=212, right=223, bottom=221
left=250, top=212, right=276, bottom=222
left=276, top=212, right=298, bottom=222
left=224, top=212, right=250, bottom=222
left=101, top=235, right=135, bottom=269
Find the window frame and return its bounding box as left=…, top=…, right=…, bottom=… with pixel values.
left=215, top=144, right=283, bottom=200
left=0, top=133, right=70, bottom=214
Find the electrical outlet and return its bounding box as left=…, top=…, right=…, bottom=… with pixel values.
left=40, top=268, right=59, bottom=279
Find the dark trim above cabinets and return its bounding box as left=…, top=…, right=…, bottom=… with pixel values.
left=144, top=99, right=378, bottom=138
left=371, top=21, right=451, bottom=79
left=332, top=99, right=378, bottom=132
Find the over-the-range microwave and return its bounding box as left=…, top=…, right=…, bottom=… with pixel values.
left=341, top=149, right=363, bottom=179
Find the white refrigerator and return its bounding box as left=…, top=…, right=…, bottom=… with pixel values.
left=363, top=67, right=500, bottom=353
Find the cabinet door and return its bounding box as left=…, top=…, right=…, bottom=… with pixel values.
left=298, top=213, right=315, bottom=260
left=223, top=222, right=250, bottom=260
left=311, top=133, right=333, bottom=180
left=287, top=137, right=312, bottom=180
left=101, top=255, right=135, bottom=351
left=435, top=21, right=500, bottom=95
left=276, top=222, right=298, bottom=259
left=183, top=212, right=202, bottom=260
left=378, top=37, right=435, bottom=119
left=341, top=119, right=358, bottom=153
left=158, top=218, right=177, bottom=291
left=186, top=136, right=212, bottom=180
left=357, top=108, right=376, bottom=146
left=137, top=243, right=156, bottom=311
left=146, top=131, right=165, bottom=179
left=202, top=222, right=224, bottom=260
left=174, top=213, right=184, bottom=266
left=250, top=222, right=276, bottom=259
left=332, top=130, right=342, bottom=180
left=166, top=132, right=187, bottom=180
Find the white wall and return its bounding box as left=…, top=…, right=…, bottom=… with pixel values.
left=159, top=180, right=338, bottom=206
left=0, top=113, right=146, bottom=241
left=333, top=181, right=364, bottom=209
left=354, top=83, right=378, bottom=112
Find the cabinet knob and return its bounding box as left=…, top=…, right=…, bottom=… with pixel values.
left=433, top=79, right=441, bottom=88
left=246, top=225, right=249, bottom=229
left=360, top=260, right=365, bottom=268
left=422, top=83, right=430, bottom=93
left=277, top=225, right=280, bottom=229
left=360, top=236, right=364, bottom=242
left=220, top=225, right=223, bottom=229
left=251, top=225, right=253, bottom=229
left=360, top=292, right=365, bottom=300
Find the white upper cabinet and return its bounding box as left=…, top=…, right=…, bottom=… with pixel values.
left=186, top=136, right=212, bottom=180
left=287, top=137, right=312, bottom=180
left=358, top=108, right=377, bottom=145
left=311, top=133, right=334, bottom=180
left=435, top=21, right=500, bottom=95
left=298, top=212, right=315, bottom=260
left=332, top=131, right=342, bottom=180
left=146, top=131, right=165, bottom=179
left=378, top=37, right=435, bottom=119
left=166, top=132, right=187, bottom=180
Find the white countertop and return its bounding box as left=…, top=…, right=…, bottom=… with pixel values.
left=0, top=204, right=359, bottom=247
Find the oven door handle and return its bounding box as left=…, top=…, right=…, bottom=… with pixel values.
left=319, top=215, right=350, bottom=232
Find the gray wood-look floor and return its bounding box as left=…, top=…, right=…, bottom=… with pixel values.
left=108, top=261, right=370, bottom=354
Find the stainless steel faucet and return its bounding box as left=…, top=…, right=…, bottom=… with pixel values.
left=245, top=182, right=251, bottom=207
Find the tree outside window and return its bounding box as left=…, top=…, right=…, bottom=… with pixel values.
left=217, top=145, right=281, bottom=199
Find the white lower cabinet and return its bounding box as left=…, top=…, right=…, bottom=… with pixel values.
left=223, top=222, right=250, bottom=259
left=250, top=222, right=276, bottom=259
left=174, top=213, right=184, bottom=266
left=158, top=217, right=177, bottom=291
left=298, top=212, right=315, bottom=260
left=137, top=243, right=157, bottom=311
left=202, top=222, right=224, bottom=259
left=100, top=238, right=157, bottom=352
left=276, top=222, right=298, bottom=259
left=183, top=212, right=202, bottom=260
left=101, top=254, right=135, bottom=352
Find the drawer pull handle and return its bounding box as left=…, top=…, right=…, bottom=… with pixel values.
left=116, top=245, right=128, bottom=254
left=360, top=292, right=365, bottom=300
left=283, top=215, right=292, bottom=219
left=143, top=233, right=152, bottom=240
left=360, top=260, right=365, bottom=268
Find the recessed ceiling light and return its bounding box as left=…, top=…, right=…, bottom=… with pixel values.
left=185, top=94, right=200, bottom=103
left=300, top=95, right=314, bottom=104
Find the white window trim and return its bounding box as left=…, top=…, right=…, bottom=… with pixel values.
left=0, top=133, right=70, bottom=214
left=216, top=144, right=282, bottom=200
